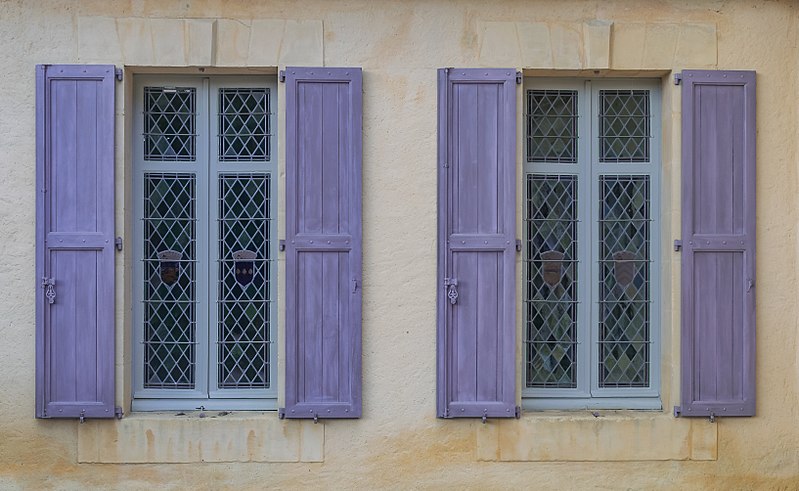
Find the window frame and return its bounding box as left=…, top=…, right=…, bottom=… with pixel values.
left=131, top=74, right=279, bottom=412
left=522, top=77, right=662, bottom=411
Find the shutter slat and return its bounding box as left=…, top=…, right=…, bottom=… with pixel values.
left=36, top=64, right=116, bottom=419
left=437, top=68, right=517, bottom=419
left=282, top=67, right=362, bottom=419
left=680, top=70, right=756, bottom=418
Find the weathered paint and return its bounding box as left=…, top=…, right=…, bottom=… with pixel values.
left=1, top=0, right=798, bottom=488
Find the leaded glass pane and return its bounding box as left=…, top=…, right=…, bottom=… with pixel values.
left=143, top=173, right=196, bottom=388
left=526, top=90, right=578, bottom=163
left=219, top=89, right=270, bottom=161
left=525, top=174, right=578, bottom=388
left=599, top=90, right=650, bottom=162
left=598, top=175, right=650, bottom=387
left=218, top=174, right=271, bottom=388
left=144, top=87, right=196, bottom=161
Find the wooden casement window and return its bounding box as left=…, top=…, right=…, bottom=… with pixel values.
left=522, top=79, right=662, bottom=410
left=36, top=66, right=363, bottom=419
left=436, top=69, right=756, bottom=419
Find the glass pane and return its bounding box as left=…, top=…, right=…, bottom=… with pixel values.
left=217, top=174, right=271, bottom=388
left=219, top=88, right=270, bottom=162
left=525, top=174, right=578, bottom=388
left=527, top=90, right=578, bottom=163
left=598, top=175, right=650, bottom=387
left=143, top=173, right=196, bottom=388
left=599, top=90, right=650, bottom=162
left=144, top=87, right=196, bottom=161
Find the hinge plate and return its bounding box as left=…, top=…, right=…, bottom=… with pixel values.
left=515, top=405, right=521, bottom=418
left=115, top=67, right=123, bottom=82
left=674, top=73, right=682, bottom=85
left=515, top=239, right=522, bottom=252
left=673, top=405, right=681, bottom=417
left=279, top=239, right=286, bottom=251
left=516, top=71, right=523, bottom=84
left=673, top=239, right=682, bottom=252
left=115, top=406, right=124, bottom=419
left=279, top=70, right=286, bottom=83
left=115, top=236, right=123, bottom=251
left=278, top=408, right=286, bottom=419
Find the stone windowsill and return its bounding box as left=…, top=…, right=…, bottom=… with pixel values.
left=476, top=411, right=717, bottom=462
left=77, top=411, right=324, bottom=464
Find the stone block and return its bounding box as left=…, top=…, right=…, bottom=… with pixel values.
left=117, top=17, right=154, bottom=65
left=477, top=21, right=521, bottom=67
left=475, top=420, right=500, bottom=461
left=584, top=20, right=611, bottom=69
left=550, top=24, right=582, bottom=69
left=676, top=23, right=717, bottom=67
left=690, top=419, right=718, bottom=460
left=300, top=420, right=325, bottom=462
left=216, top=19, right=251, bottom=66
left=150, top=19, right=186, bottom=66
left=643, top=24, right=679, bottom=69
left=186, top=19, right=215, bottom=66
left=517, top=22, right=552, bottom=68
left=77, top=16, right=122, bottom=63
left=611, top=23, right=646, bottom=69
left=247, top=19, right=285, bottom=66
left=280, top=20, right=323, bottom=66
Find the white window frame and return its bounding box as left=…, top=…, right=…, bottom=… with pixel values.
left=522, top=78, right=662, bottom=411
left=132, top=75, right=278, bottom=411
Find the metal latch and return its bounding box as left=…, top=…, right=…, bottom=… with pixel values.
left=444, top=278, right=458, bottom=305
left=42, top=277, right=56, bottom=304
left=79, top=409, right=86, bottom=424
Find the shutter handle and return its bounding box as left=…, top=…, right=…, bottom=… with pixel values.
left=444, top=278, right=459, bottom=305
left=42, top=277, right=56, bottom=304
left=747, top=278, right=754, bottom=292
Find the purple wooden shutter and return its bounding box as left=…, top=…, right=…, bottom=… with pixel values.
left=35, top=65, right=116, bottom=419
left=437, top=68, right=518, bottom=419
left=281, top=67, right=362, bottom=419
left=679, top=70, right=756, bottom=418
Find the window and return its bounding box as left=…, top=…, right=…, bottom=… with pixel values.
left=523, top=79, right=661, bottom=410
left=132, top=76, right=278, bottom=411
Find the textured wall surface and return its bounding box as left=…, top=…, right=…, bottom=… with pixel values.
left=1, top=0, right=798, bottom=488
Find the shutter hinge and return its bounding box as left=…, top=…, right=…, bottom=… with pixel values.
left=115, top=237, right=123, bottom=251
left=279, top=239, right=286, bottom=251
left=79, top=409, right=86, bottom=424
left=443, top=161, right=448, bottom=168
left=114, top=67, right=123, bottom=82
left=673, top=239, right=682, bottom=252
left=516, top=71, right=522, bottom=85
left=516, top=239, right=522, bottom=252
left=278, top=408, right=286, bottom=419
left=279, top=70, right=286, bottom=83
left=709, top=412, right=716, bottom=423
left=673, top=405, right=681, bottom=417
left=515, top=405, right=521, bottom=419
left=674, top=73, right=682, bottom=85
left=115, top=406, right=124, bottom=419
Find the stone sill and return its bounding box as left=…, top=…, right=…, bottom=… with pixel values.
left=78, top=411, right=324, bottom=464
left=476, top=411, right=717, bottom=462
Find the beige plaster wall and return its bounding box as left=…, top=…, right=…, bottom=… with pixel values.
left=1, top=0, right=798, bottom=488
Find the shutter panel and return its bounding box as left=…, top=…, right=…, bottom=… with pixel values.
left=35, top=65, right=116, bottom=419
left=680, top=70, right=756, bottom=418
left=437, top=68, right=518, bottom=419
left=282, top=67, right=362, bottom=419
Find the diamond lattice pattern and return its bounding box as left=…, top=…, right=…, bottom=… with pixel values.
left=598, top=175, right=650, bottom=387
left=527, top=90, right=578, bottom=163
left=219, top=89, right=270, bottom=161
left=144, top=87, right=196, bottom=161
left=218, top=175, right=271, bottom=388
left=599, top=90, right=650, bottom=162
left=525, top=175, right=579, bottom=388
left=143, top=174, right=196, bottom=388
